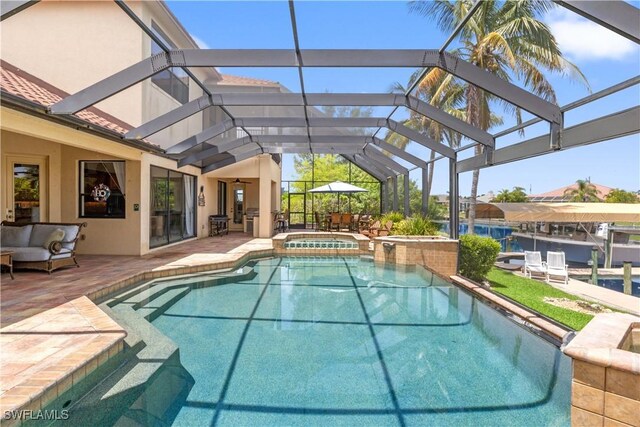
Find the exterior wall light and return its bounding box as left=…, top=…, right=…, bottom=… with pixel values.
left=198, top=185, right=206, bottom=207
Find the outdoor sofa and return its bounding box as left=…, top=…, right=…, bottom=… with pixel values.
left=1, top=221, right=87, bottom=274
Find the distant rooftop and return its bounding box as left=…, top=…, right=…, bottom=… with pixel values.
left=529, top=182, right=614, bottom=202
left=218, top=74, right=280, bottom=87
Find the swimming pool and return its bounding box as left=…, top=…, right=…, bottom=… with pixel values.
left=53, top=257, right=570, bottom=426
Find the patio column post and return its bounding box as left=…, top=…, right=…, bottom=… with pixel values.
left=404, top=173, right=410, bottom=216
left=421, top=166, right=429, bottom=216
left=449, top=157, right=459, bottom=239
left=392, top=175, right=399, bottom=212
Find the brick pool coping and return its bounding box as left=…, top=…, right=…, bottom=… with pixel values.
left=450, top=275, right=570, bottom=344
left=0, top=297, right=126, bottom=426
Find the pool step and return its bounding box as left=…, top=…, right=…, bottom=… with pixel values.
left=106, top=281, right=155, bottom=307
left=101, top=305, right=146, bottom=354
left=135, top=287, right=191, bottom=321
left=128, top=285, right=179, bottom=310
left=53, top=304, right=193, bottom=426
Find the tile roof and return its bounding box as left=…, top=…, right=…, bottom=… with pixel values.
left=218, top=74, right=280, bottom=87
left=529, top=182, right=613, bottom=201
left=0, top=60, right=140, bottom=139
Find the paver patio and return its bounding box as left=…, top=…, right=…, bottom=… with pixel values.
left=0, top=233, right=260, bottom=327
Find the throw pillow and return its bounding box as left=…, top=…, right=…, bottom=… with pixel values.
left=1, top=225, right=33, bottom=247
left=43, top=228, right=65, bottom=249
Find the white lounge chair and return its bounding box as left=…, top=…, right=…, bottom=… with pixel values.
left=524, top=251, right=546, bottom=279
left=546, top=251, right=569, bottom=285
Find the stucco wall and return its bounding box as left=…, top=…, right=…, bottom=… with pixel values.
left=0, top=1, right=144, bottom=127
left=0, top=1, right=219, bottom=146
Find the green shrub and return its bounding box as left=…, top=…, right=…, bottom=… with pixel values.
left=394, top=214, right=440, bottom=236
left=380, top=211, right=405, bottom=224
left=378, top=211, right=405, bottom=233
left=459, top=234, right=501, bottom=282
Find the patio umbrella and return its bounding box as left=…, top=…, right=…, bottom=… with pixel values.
left=308, top=181, right=368, bottom=212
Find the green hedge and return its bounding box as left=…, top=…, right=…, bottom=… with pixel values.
left=459, top=234, right=501, bottom=282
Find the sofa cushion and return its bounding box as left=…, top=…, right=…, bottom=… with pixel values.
left=30, top=224, right=79, bottom=249
left=5, top=247, right=72, bottom=262
left=1, top=225, right=33, bottom=247
left=43, top=229, right=66, bottom=249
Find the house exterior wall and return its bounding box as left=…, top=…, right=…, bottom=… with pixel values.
left=0, top=107, right=213, bottom=255
left=0, top=1, right=145, bottom=128
left=1, top=1, right=283, bottom=246
left=0, top=1, right=218, bottom=147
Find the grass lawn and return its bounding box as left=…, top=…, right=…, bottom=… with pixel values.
left=486, top=268, right=594, bottom=331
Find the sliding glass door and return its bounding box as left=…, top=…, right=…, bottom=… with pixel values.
left=150, top=166, right=196, bottom=248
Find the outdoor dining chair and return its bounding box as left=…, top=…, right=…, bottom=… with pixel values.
left=330, top=213, right=341, bottom=231
left=378, top=220, right=394, bottom=237
left=341, top=213, right=352, bottom=231
left=361, top=220, right=380, bottom=238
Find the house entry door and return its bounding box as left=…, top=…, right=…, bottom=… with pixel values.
left=5, top=155, right=48, bottom=223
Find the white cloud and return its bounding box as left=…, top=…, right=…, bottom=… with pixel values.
left=546, top=8, right=637, bottom=61
left=190, top=34, right=210, bottom=49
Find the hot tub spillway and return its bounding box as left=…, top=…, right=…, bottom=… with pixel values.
left=283, top=238, right=359, bottom=250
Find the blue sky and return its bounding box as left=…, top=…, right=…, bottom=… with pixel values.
left=167, top=1, right=640, bottom=196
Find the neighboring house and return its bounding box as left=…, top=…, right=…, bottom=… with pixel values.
left=528, top=182, right=614, bottom=202
left=0, top=1, right=283, bottom=254
left=477, top=191, right=495, bottom=204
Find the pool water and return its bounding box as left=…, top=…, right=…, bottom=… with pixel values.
left=139, top=257, right=569, bottom=426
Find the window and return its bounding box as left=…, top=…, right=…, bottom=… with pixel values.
left=150, top=22, right=189, bottom=104
left=79, top=161, right=125, bottom=218
left=150, top=166, right=196, bottom=248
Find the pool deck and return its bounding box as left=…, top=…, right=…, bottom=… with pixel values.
left=0, top=233, right=272, bottom=421
left=550, top=274, right=639, bottom=315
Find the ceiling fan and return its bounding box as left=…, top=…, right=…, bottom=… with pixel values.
left=232, top=178, right=252, bottom=184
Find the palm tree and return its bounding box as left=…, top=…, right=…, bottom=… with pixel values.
left=409, top=0, right=589, bottom=233
left=385, top=71, right=463, bottom=207
left=564, top=179, right=599, bottom=202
